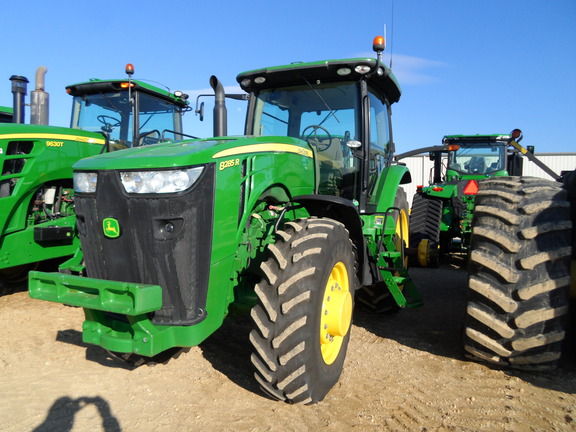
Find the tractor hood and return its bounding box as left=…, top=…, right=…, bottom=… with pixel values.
left=0, top=123, right=106, bottom=144
left=73, top=135, right=313, bottom=171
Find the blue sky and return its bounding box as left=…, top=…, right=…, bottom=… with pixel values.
left=1, top=0, right=575, bottom=154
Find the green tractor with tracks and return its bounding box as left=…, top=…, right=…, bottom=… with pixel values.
left=0, top=66, right=190, bottom=293
left=29, top=37, right=421, bottom=404
left=398, top=130, right=558, bottom=267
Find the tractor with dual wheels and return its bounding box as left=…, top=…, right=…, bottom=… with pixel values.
left=0, top=65, right=190, bottom=294
left=29, top=37, right=422, bottom=404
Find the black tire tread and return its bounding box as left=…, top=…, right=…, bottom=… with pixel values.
left=409, top=193, right=443, bottom=249
left=464, top=176, right=572, bottom=369
left=250, top=217, right=356, bottom=404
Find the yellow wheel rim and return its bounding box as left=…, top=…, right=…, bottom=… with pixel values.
left=417, top=239, right=430, bottom=267
left=394, top=208, right=409, bottom=251
left=394, top=208, right=409, bottom=270
left=320, top=261, right=352, bottom=365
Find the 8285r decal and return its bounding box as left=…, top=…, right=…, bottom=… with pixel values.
left=219, top=158, right=240, bottom=170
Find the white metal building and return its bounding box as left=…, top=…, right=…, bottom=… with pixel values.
left=398, top=153, right=576, bottom=206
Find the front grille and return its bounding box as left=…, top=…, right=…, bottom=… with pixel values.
left=75, top=164, right=215, bottom=325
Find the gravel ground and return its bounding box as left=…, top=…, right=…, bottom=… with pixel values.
left=1, top=258, right=575, bottom=431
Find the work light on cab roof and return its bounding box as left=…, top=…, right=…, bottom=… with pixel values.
left=511, top=128, right=523, bottom=141
left=373, top=35, right=386, bottom=54
left=125, top=63, right=134, bottom=76
left=121, top=63, right=135, bottom=89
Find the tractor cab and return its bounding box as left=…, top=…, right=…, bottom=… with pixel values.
left=443, top=135, right=510, bottom=181
left=447, top=142, right=506, bottom=176
left=67, top=65, right=191, bottom=150
left=237, top=41, right=403, bottom=212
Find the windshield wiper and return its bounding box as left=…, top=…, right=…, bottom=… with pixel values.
left=302, top=76, right=340, bottom=124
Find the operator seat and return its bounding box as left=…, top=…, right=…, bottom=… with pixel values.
left=316, top=138, right=344, bottom=196
left=469, top=157, right=485, bottom=174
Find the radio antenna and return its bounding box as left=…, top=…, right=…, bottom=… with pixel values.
left=389, top=0, right=395, bottom=69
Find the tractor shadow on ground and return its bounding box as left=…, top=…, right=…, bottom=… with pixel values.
left=354, top=256, right=470, bottom=362
left=55, top=329, right=136, bottom=370
left=198, top=315, right=265, bottom=399
left=353, top=257, right=576, bottom=394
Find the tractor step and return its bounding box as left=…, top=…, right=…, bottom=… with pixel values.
left=379, top=271, right=423, bottom=308
left=379, top=251, right=402, bottom=259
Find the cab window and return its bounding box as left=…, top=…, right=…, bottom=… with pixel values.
left=367, top=89, right=391, bottom=199
left=252, top=82, right=362, bottom=198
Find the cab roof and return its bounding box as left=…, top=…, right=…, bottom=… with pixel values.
left=237, top=58, right=401, bottom=104
left=65, top=79, right=189, bottom=108
left=443, top=134, right=511, bottom=144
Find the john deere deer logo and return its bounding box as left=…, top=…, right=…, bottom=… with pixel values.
left=103, top=218, right=120, bottom=238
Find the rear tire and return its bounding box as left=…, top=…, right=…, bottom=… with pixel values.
left=250, top=217, right=357, bottom=404
left=464, top=177, right=572, bottom=369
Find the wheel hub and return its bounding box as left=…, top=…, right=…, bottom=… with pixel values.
left=320, top=261, right=352, bottom=365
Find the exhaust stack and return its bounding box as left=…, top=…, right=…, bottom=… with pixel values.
left=31, top=66, right=49, bottom=125
left=210, top=75, right=227, bottom=137
left=9, top=75, right=29, bottom=124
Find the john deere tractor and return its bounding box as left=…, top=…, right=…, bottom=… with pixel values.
left=398, top=130, right=558, bottom=267
left=29, top=37, right=421, bottom=404
left=0, top=66, right=190, bottom=292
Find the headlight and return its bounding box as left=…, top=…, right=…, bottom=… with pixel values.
left=120, top=167, right=204, bottom=194
left=74, top=172, right=98, bottom=193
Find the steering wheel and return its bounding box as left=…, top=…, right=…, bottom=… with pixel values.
left=301, top=125, right=333, bottom=151
left=97, top=115, right=121, bottom=133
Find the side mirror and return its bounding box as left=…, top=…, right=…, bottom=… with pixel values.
left=196, top=101, right=205, bottom=122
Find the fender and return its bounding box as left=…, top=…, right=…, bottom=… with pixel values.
left=372, top=164, right=411, bottom=213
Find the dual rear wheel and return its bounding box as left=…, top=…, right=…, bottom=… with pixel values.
left=464, top=177, right=572, bottom=368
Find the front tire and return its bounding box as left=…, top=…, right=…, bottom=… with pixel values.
left=464, top=177, right=572, bottom=369
left=0, top=262, right=39, bottom=296
left=250, top=217, right=357, bottom=404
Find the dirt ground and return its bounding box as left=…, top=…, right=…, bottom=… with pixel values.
left=1, top=259, right=576, bottom=432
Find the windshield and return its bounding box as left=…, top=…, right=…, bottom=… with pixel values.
left=448, top=143, right=506, bottom=175
left=251, top=82, right=361, bottom=198
left=70, top=91, right=182, bottom=149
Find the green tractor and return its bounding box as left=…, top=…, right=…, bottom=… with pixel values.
left=29, top=37, right=421, bottom=404
left=398, top=130, right=559, bottom=267
left=0, top=65, right=190, bottom=292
